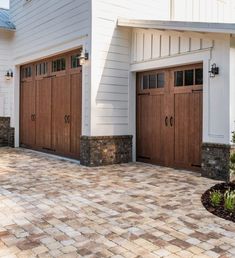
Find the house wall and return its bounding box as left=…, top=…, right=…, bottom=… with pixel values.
left=230, top=37, right=235, bottom=142
left=90, top=0, right=170, bottom=136
left=9, top=0, right=92, bottom=146
left=0, top=31, right=14, bottom=118
left=130, top=28, right=231, bottom=147
left=172, top=0, right=235, bottom=23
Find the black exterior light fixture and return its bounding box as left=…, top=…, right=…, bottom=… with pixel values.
left=209, top=63, right=219, bottom=78
left=5, top=69, right=13, bottom=80
left=79, top=49, right=89, bottom=65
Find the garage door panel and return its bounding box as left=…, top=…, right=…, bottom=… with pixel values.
left=36, top=78, right=52, bottom=149
left=137, top=95, right=152, bottom=160
left=189, top=91, right=203, bottom=167
left=52, top=75, right=70, bottom=154
left=137, top=63, right=203, bottom=171
left=20, top=50, right=82, bottom=160
left=21, top=81, right=36, bottom=147
left=174, top=93, right=190, bottom=166
left=152, top=95, right=165, bottom=164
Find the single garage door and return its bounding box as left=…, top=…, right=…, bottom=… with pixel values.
left=20, top=49, right=82, bottom=159
left=137, top=63, right=203, bottom=171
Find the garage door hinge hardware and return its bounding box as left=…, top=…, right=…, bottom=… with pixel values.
left=64, top=115, right=71, bottom=124
left=138, top=92, right=150, bottom=96
left=42, top=147, right=56, bottom=152
left=43, top=75, right=56, bottom=79
left=192, top=89, right=203, bottom=93
left=137, top=156, right=151, bottom=160
left=31, top=114, right=36, bottom=121
left=191, top=164, right=201, bottom=168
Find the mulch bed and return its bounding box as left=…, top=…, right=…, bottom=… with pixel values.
left=201, top=183, right=235, bottom=223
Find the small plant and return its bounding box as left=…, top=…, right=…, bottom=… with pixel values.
left=224, top=189, right=235, bottom=212
left=210, top=190, right=223, bottom=207
left=230, top=132, right=235, bottom=182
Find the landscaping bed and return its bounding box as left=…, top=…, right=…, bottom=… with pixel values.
left=201, top=183, right=235, bottom=223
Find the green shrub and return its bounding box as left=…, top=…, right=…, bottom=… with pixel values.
left=224, top=189, right=235, bottom=211
left=230, top=152, right=235, bottom=164
left=210, top=190, right=223, bottom=207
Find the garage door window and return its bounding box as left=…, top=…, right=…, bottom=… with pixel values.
left=71, top=54, right=81, bottom=69
left=36, top=62, right=48, bottom=76
left=175, top=68, right=203, bottom=87
left=22, top=66, right=32, bottom=79
left=142, top=73, right=165, bottom=90
left=157, top=73, right=164, bottom=88
left=185, top=69, right=194, bottom=86
left=52, top=58, right=66, bottom=72
left=195, top=68, right=203, bottom=85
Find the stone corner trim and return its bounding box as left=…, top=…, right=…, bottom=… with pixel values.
left=80, top=135, right=133, bottom=167
left=0, top=117, right=15, bottom=148
left=201, top=142, right=233, bottom=181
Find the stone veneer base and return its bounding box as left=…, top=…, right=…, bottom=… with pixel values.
left=202, top=142, right=235, bottom=181
left=80, top=135, right=133, bottom=167
left=0, top=117, right=14, bottom=147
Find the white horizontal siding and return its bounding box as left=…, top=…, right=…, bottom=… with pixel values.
left=91, top=0, right=170, bottom=136
left=10, top=0, right=90, bottom=61
left=0, top=32, right=14, bottom=119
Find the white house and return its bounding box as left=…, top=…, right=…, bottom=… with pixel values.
left=0, top=0, right=235, bottom=180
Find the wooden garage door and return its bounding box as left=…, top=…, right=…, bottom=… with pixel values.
left=137, top=64, right=203, bottom=170
left=20, top=50, right=82, bottom=159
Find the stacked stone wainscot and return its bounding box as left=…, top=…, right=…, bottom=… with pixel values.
left=0, top=117, right=14, bottom=147
left=80, top=135, right=133, bottom=167
left=202, top=143, right=235, bottom=181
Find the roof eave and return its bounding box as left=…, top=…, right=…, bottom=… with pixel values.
left=118, top=19, right=235, bottom=34
left=0, top=27, right=16, bottom=32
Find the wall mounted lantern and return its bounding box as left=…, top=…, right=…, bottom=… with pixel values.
left=209, top=63, right=219, bottom=78
left=5, top=69, right=13, bottom=80
left=78, top=50, right=89, bottom=65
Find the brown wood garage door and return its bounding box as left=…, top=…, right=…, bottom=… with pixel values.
left=137, top=64, right=203, bottom=170
left=20, top=50, right=82, bottom=159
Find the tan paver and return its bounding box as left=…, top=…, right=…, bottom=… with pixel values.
left=0, top=147, right=234, bottom=258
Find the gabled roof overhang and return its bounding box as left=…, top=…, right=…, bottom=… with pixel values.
left=118, top=18, right=235, bottom=35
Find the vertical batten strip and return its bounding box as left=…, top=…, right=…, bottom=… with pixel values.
left=179, top=36, right=181, bottom=54
left=151, top=33, right=153, bottom=59
left=135, top=32, right=137, bottom=62
left=169, top=36, right=171, bottom=56
left=159, top=35, right=162, bottom=57
left=200, top=38, right=203, bottom=50
left=189, top=37, right=192, bottom=52
left=142, top=33, right=145, bottom=61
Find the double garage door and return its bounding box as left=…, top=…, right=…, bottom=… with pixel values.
left=20, top=50, right=82, bottom=159
left=137, top=64, right=203, bottom=170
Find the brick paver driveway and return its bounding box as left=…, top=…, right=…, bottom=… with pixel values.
left=0, top=148, right=234, bottom=258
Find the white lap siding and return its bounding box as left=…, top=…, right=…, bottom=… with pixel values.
left=0, top=31, right=13, bottom=118
left=91, top=0, right=170, bottom=136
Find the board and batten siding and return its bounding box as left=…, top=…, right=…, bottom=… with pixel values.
left=131, top=28, right=232, bottom=145
left=91, top=0, right=170, bottom=136
left=9, top=0, right=91, bottom=145
left=172, top=0, right=235, bottom=23
left=132, top=29, right=214, bottom=63
left=0, top=31, right=14, bottom=118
